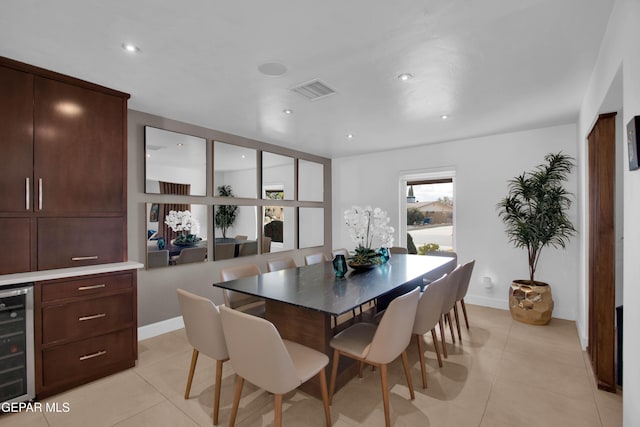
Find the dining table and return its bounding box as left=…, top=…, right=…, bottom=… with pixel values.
left=213, top=253, right=456, bottom=398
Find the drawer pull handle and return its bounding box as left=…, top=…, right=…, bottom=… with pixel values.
left=78, top=284, right=106, bottom=291
left=79, top=350, right=107, bottom=361
left=26, top=177, right=30, bottom=210
left=38, top=178, right=43, bottom=210
left=71, top=256, right=99, bottom=261
left=79, top=313, right=106, bottom=322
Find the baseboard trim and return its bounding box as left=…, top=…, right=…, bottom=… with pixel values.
left=464, top=294, right=509, bottom=311
left=138, top=316, right=184, bottom=341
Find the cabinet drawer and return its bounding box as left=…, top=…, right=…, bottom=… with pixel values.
left=42, top=293, right=133, bottom=344
left=37, top=217, right=125, bottom=270
left=42, top=329, right=134, bottom=386
left=41, top=272, right=132, bottom=302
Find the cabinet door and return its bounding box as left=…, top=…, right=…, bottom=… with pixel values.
left=37, top=217, right=125, bottom=270
left=0, top=66, right=34, bottom=212
left=0, top=218, right=32, bottom=274
left=34, top=77, right=125, bottom=214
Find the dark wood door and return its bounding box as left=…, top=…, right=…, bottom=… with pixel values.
left=34, top=77, right=125, bottom=214
left=587, top=112, right=616, bottom=392
left=0, top=65, right=34, bottom=213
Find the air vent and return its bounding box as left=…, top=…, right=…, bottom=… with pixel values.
left=291, top=79, right=336, bottom=101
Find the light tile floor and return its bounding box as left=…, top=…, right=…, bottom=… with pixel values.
left=0, top=305, right=622, bottom=426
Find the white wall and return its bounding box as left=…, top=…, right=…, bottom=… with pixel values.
left=578, top=1, right=640, bottom=424
left=333, top=123, right=579, bottom=320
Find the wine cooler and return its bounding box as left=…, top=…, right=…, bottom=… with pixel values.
left=0, top=284, right=34, bottom=404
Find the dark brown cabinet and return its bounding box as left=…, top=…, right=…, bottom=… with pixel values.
left=0, top=66, right=33, bottom=213
left=35, top=271, right=137, bottom=398
left=0, top=57, right=129, bottom=274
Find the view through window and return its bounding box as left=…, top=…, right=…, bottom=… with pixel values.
left=406, top=179, right=454, bottom=252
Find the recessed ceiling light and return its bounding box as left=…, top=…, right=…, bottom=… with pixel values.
left=397, top=73, right=413, bottom=81
left=347, top=133, right=354, bottom=139
left=241, top=155, right=246, bottom=159
left=177, top=143, right=184, bottom=147
left=283, top=109, right=293, bottom=114
left=258, top=62, right=287, bottom=76
left=146, top=153, right=151, bottom=158
left=441, top=114, right=449, bottom=120
left=122, top=43, right=140, bottom=53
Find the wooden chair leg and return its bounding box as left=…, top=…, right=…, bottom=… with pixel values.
left=415, top=334, right=427, bottom=389
left=358, top=361, right=364, bottom=378
left=461, top=299, right=470, bottom=329
left=184, top=349, right=199, bottom=399
left=329, top=349, right=340, bottom=404
left=379, top=364, right=391, bottom=427
left=446, top=312, right=456, bottom=343
left=439, top=317, right=448, bottom=358
left=431, top=328, right=443, bottom=367
left=229, top=375, right=244, bottom=427
left=453, top=303, right=462, bottom=341
left=213, top=359, right=223, bottom=425
left=400, top=351, right=415, bottom=399
left=274, top=393, right=283, bottom=427
left=318, top=368, right=332, bottom=427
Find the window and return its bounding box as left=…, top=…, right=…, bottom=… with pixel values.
left=404, top=176, right=454, bottom=253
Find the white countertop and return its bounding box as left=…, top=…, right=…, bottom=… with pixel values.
left=0, top=261, right=144, bottom=287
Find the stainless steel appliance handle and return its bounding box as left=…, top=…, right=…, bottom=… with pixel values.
left=0, top=288, right=30, bottom=298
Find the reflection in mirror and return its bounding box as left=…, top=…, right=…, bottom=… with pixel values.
left=145, top=126, right=207, bottom=196
left=262, top=152, right=294, bottom=200
left=263, top=206, right=295, bottom=253
left=299, top=208, right=324, bottom=248
left=213, top=142, right=257, bottom=198
left=298, top=160, right=324, bottom=202
left=146, top=203, right=208, bottom=268
left=213, top=205, right=258, bottom=260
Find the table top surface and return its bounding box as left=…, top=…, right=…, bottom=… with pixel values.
left=214, top=254, right=455, bottom=316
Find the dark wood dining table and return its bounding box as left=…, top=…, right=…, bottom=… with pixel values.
left=214, top=253, right=456, bottom=397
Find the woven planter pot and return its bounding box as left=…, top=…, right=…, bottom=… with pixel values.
left=508, top=280, right=554, bottom=325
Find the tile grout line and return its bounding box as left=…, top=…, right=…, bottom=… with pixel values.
left=476, top=317, right=514, bottom=427
left=129, top=365, right=204, bottom=427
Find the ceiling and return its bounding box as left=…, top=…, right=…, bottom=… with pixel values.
left=0, top=0, right=614, bottom=159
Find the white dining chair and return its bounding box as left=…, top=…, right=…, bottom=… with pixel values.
left=328, top=287, right=420, bottom=427
left=220, top=264, right=264, bottom=317
left=454, top=259, right=476, bottom=330
left=413, top=274, right=448, bottom=388
left=439, top=264, right=463, bottom=357
left=267, top=256, right=297, bottom=272
left=176, top=289, right=228, bottom=425
left=305, top=252, right=328, bottom=265
left=220, top=306, right=332, bottom=427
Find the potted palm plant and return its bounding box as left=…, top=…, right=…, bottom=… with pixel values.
left=497, top=152, right=576, bottom=325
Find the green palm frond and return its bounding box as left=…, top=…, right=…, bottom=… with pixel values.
left=497, top=152, right=576, bottom=283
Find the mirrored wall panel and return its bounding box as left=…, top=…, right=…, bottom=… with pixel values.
left=263, top=206, right=295, bottom=253
left=214, top=141, right=257, bottom=198
left=145, top=126, right=207, bottom=196
left=146, top=203, right=208, bottom=268
left=298, top=160, right=324, bottom=202
left=262, top=152, right=294, bottom=201
left=214, top=205, right=258, bottom=260
left=299, top=207, right=324, bottom=248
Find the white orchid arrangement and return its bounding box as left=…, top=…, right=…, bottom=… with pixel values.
left=165, top=210, right=200, bottom=237
left=344, top=206, right=394, bottom=264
